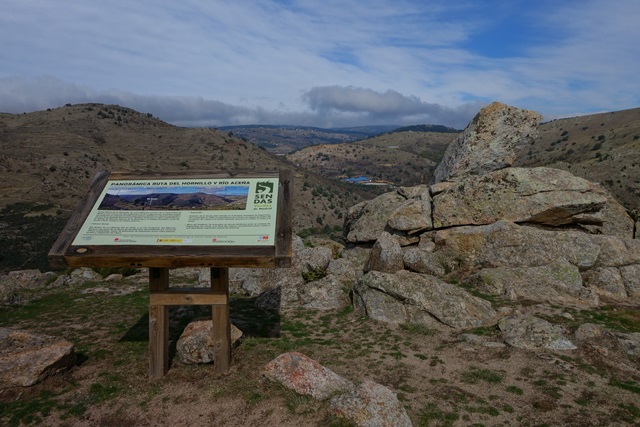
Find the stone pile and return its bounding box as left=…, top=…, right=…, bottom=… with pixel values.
left=343, top=102, right=637, bottom=330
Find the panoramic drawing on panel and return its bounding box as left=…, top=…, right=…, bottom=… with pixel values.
left=98, top=185, right=249, bottom=211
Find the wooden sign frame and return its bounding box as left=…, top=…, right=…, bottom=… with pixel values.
left=49, top=169, right=293, bottom=379
left=49, top=169, right=293, bottom=269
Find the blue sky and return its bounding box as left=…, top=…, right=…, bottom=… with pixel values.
left=1, top=0, right=638, bottom=129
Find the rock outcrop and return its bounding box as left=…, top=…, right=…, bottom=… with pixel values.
left=344, top=192, right=405, bottom=243
left=474, top=262, right=598, bottom=306
left=354, top=270, right=497, bottom=328
left=339, top=101, right=637, bottom=328
left=266, top=100, right=640, bottom=337
left=432, top=167, right=619, bottom=230
left=432, top=101, right=542, bottom=183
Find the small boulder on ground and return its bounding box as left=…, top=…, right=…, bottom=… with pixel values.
left=329, top=379, right=413, bottom=427
left=263, top=352, right=353, bottom=400
left=498, top=315, right=577, bottom=350
left=0, top=328, right=76, bottom=387
left=176, top=320, right=243, bottom=364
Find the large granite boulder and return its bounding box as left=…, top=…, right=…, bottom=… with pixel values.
left=432, top=102, right=542, bottom=183
left=353, top=270, right=497, bottom=329
left=582, top=267, right=629, bottom=301
left=365, top=231, right=404, bottom=273
left=474, top=262, right=598, bottom=306
left=402, top=247, right=447, bottom=277
left=619, top=264, right=640, bottom=299
left=344, top=192, right=405, bottom=243
left=432, top=167, right=619, bottom=229
left=591, top=235, right=640, bottom=268
left=434, top=220, right=601, bottom=271
left=387, top=186, right=432, bottom=233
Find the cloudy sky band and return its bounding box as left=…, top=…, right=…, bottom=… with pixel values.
left=1, top=0, right=638, bottom=128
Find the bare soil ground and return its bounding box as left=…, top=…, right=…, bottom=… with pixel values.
left=1, top=270, right=640, bottom=426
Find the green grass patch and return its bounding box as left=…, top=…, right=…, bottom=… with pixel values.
left=419, top=402, right=459, bottom=427
left=577, top=306, right=640, bottom=333
left=400, top=323, right=437, bottom=336
left=0, top=391, right=60, bottom=427
left=615, top=403, right=640, bottom=423
left=609, top=378, right=640, bottom=394
left=302, top=267, right=327, bottom=283
left=461, top=368, right=504, bottom=385
left=505, top=385, right=524, bottom=395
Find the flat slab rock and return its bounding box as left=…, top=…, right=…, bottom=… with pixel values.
left=432, top=167, right=611, bottom=229
left=0, top=328, right=76, bottom=387
left=498, top=315, right=577, bottom=351
left=354, top=270, right=497, bottom=329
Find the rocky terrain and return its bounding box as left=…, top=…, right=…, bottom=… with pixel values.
left=516, top=107, right=640, bottom=214
left=285, top=107, right=640, bottom=216
left=1, top=102, right=639, bottom=426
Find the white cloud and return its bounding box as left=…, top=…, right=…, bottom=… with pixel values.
left=0, top=0, right=638, bottom=126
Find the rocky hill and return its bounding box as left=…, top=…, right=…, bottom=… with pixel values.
left=219, top=124, right=399, bottom=155
left=285, top=130, right=454, bottom=187
left=0, top=104, right=373, bottom=272
left=517, top=107, right=640, bottom=213
left=282, top=108, right=640, bottom=215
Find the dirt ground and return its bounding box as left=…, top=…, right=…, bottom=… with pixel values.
left=1, top=272, right=640, bottom=426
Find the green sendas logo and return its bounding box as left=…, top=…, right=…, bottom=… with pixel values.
left=254, top=181, right=274, bottom=206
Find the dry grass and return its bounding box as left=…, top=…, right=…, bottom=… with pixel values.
left=1, top=271, right=640, bottom=426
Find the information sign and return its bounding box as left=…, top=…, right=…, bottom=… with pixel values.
left=72, top=176, right=279, bottom=246
left=49, top=170, right=292, bottom=269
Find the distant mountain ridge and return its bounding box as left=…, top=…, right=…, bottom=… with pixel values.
left=389, top=124, right=461, bottom=134
left=218, top=124, right=399, bottom=155
left=218, top=123, right=458, bottom=155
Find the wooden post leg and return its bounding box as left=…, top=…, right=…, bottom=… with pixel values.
left=210, top=267, right=230, bottom=374
left=149, top=267, right=169, bottom=380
